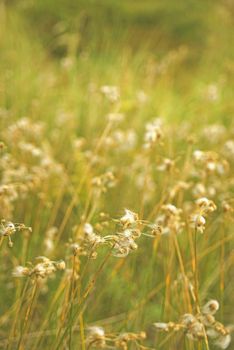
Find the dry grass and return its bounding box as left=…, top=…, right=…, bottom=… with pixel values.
left=0, top=2, right=233, bottom=349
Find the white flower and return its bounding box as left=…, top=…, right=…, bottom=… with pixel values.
left=181, top=314, right=197, bottom=326
left=196, top=197, right=217, bottom=213
left=120, top=209, right=138, bottom=227
left=144, top=120, right=163, bottom=149
left=100, top=85, right=120, bottom=102
left=202, top=300, right=219, bottom=315
left=88, top=326, right=105, bottom=337
left=55, top=260, right=66, bottom=270
left=162, top=204, right=181, bottom=216
left=190, top=214, right=206, bottom=233
left=214, top=334, right=231, bottom=349
left=83, top=223, right=104, bottom=246
left=84, top=223, right=94, bottom=235
left=0, top=222, right=16, bottom=236
left=154, top=322, right=169, bottom=331
left=87, top=326, right=106, bottom=347
left=12, top=266, right=30, bottom=277
left=193, top=150, right=205, bottom=162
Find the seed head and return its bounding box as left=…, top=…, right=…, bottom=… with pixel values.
left=202, top=300, right=219, bottom=315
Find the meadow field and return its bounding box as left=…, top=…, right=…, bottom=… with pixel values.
left=0, top=0, right=233, bottom=349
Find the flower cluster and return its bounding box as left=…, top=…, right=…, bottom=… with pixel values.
left=86, top=326, right=147, bottom=349
left=103, top=129, right=137, bottom=152
left=69, top=209, right=159, bottom=259
left=190, top=197, right=217, bottom=233
left=154, top=204, right=185, bottom=235
left=1, top=118, right=67, bottom=217
left=91, top=171, right=117, bottom=194
left=13, top=256, right=66, bottom=279
left=86, top=326, right=106, bottom=348
left=143, top=118, right=163, bottom=149
left=154, top=299, right=232, bottom=349
left=0, top=220, right=32, bottom=247
left=193, top=150, right=229, bottom=176
left=100, top=85, right=120, bottom=103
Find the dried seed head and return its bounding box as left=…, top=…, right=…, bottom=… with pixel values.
left=55, top=260, right=66, bottom=270
left=190, top=214, right=206, bottom=233
left=100, top=85, right=120, bottom=102
left=181, top=314, right=197, bottom=326
left=193, top=150, right=205, bottom=162
left=0, top=221, right=16, bottom=236
left=214, top=334, right=231, bottom=349
left=196, top=197, right=217, bottom=213
left=154, top=322, right=170, bottom=331
left=13, top=257, right=66, bottom=279
left=144, top=119, right=163, bottom=149
left=87, top=326, right=106, bottom=348
left=153, top=298, right=231, bottom=348
left=120, top=209, right=138, bottom=228
left=12, top=266, right=30, bottom=277
left=202, top=300, right=219, bottom=315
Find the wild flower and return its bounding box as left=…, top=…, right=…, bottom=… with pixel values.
left=192, top=183, right=216, bottom=198
left=190, top=214, right=206, bottom=234
left=154, top=203, right=185, bottom=235
left=0, top=220, right=32, bottom=247
left=202, top=300, right=219, bottom=315
left=195, top=197, right=217, bottom=214
left=112, top=229, right=139, bottom=257
left=44, top=226, right=58, bottom=255
left=86, top=326, right=147, bottom=349
left=72, top=209, right=159, bottom=258
left=202, top=124, right=226, bottom=143
left=83, top=223, right=105, bottom=246
left=100, top=85, right=120, bottom=102
left=193, top=150, right=206, bottom=162
left=222, top=200, right=234, bottom=214
left=169, top=181, right=191, bottom=199
left=120, top=209, right=138, bottom=228
left=189, top=197, right=217, bottom=233
left=104, top=129, right=137, bottom=151
left=12, top=256, right=66, bottom=279
left=157, top=158, right=175, bottom=172
left=154, top=299, right=232, bottom=348
left=86, top=326, right=106, bottom=348
left=192, top=150, right=229, bottom=175
left=92, top=171, right=117, bottom=194
left=114, top=331, right=146, bottom=349
left=5, top=117, right=44, bottom=142
left=143, top=118, right=163, bottom=149
left=12, top=265, right=31, bottom=277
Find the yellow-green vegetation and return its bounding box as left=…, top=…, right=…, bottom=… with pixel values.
left=0, top=0, right=233, bottom=349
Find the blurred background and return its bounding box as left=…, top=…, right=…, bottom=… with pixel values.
left=0, top=0, right=233, bottom=128
left=2, top=0, right=233, bottom=58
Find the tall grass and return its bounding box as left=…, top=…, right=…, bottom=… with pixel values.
left=0, top=1, right=233, bottom=349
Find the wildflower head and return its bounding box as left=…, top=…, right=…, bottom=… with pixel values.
left=12, top=266, right=30, bottom=277
left=202, top=300, right=219, bottom=315
left=120, top=209, right=138, bottom=228
left=196, top=197, right=217, bottom=214
left=86, top=326, right=106, bottom=348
